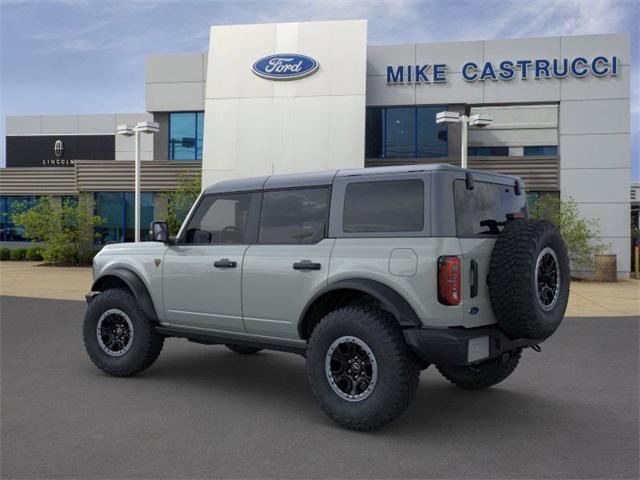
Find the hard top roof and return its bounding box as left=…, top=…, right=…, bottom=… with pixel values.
left=203, top=164, right=519, bottom=194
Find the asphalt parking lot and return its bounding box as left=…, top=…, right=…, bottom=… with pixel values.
left=1, top=296, right=638, bottom=479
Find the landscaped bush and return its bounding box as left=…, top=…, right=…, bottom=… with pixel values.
left=25, top=246, right=44, bottom=261
left=78, top=247, right=101, bottom=265
left=10, top=248, right=27, bottom=261
left=161, top=172, right=202, bottom=235
left=530, top=194, right=606, bottom=272
left=0, top=248, right=10, bottom=261
left=11, top=196, right=104, bottom=265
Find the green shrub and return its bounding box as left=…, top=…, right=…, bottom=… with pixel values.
left=25, top=246, right=44, bottom=261
left=10, top=248, right=27, bottom=261
left=530, top=194, right=606, bottom=271
left=0, top=248, right=11, bottom=261
left=78, top=248, right=101, bottom=265
left=11, top=196, right=104, bottom=265
left=160, top=173, right=201, bottom=235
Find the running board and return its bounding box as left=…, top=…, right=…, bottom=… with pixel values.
left=156, top=325, right=307, bottom=356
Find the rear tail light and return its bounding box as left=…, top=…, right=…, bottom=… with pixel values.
left=438, top=256, right=461, bottom=306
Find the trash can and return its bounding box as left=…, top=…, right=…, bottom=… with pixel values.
left=594, top=254, right=617, bottom=282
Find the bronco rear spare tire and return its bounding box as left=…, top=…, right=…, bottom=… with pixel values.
left=488, top=219, right=569, bottom=340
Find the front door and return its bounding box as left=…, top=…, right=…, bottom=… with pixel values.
left=162, top=191, right=260, bottom=333
left=242, top=187, right=332, bottom=340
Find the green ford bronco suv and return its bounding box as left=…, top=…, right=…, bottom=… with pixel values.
left=83, top=164, right=569, bottom=430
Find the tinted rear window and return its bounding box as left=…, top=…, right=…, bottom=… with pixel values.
left=259, top=188, right=330, bottom=244
left=454, top=180, right=527, bottom=236
left=343, top=179, right=424, bottom=233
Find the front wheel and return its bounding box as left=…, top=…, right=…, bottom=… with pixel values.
left=436, top=349, right=521, bottom=390
left=83, top=288, right=164, bottom=377
left=306, top=305, right=419, bottom=431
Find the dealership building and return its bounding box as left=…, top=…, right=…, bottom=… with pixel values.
left=0, top=20, right=633, bottom=276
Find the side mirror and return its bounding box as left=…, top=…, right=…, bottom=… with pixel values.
left=149, top=221, right=170, bottom=243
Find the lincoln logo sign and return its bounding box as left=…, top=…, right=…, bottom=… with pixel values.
left=54, top=139, right=64, bottom=158
left=252, top=54, right=319, bottom=80
left=386, top=55, right=620, bottom=84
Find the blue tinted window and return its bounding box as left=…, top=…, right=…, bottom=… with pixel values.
left=417, top=107, right=448, bottom=157
left=365, top=106, right=448, bottom=159
left=365, top=108, right=383, bottom=158
left=524, top=146, right=557, bottom=156
left=95, top=192, right=154, bottom=244
left=468, top=146, right=509, bottom=156
left=542, top=146, right=558, bottom=156
left=386, top=108, right=415, bottom=157
left=0, top=196, right=40, bottom=242
left=169, top=112, right=204, bottom=160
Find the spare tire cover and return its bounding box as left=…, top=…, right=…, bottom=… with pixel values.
left=488, top=219, right=570, bottom=340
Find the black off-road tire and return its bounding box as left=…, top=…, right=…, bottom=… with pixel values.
left=436, top=349, right=522, bottom=390
left=307, top=305, right=419, bottom=431
left=488, top=219, right=570, bottom=340
left=83, top=288, right=164, bottom=377
left=225, top=344, right=263, bottom=355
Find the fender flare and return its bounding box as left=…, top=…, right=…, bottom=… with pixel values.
left=298, top=278, right=422, bottom=337
left=91, top=267, right=159, bottom=322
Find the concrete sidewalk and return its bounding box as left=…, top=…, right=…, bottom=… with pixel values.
left=0, top=262, right=92, bottom=302
left=0, top=261, right=638, bottom=316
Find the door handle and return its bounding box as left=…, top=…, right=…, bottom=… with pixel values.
left=293, top=260, right=321, bottom=271
left=214, top=258, right=237, bottom=268
left=470, top=259, right=478, bottom=298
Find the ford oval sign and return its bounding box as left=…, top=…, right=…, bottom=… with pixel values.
left=252, top=53, right=319, bottom=80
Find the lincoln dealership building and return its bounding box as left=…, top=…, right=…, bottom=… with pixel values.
left=0, top=20, right=632, bottom=276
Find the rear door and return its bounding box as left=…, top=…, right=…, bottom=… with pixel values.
left=242, top=187, right=333, bottom=340
left=454, top=179, right=527, bottom=328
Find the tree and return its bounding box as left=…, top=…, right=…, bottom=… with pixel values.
left=161, top=173, right=202, bottom=235
left=529, top=194, right=606, bottom=272
left=11, top=196, right=104, bottom=265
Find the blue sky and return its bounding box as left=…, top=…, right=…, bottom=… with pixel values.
left=1, top=0, right=638, bottom=179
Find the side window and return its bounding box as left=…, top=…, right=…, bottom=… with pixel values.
left=453, top=180, right=527, bottom=236
left=259, top=188, right=330, bottom=244
left=343, top=179, right=424, bottom=233
left=182, top=193, right=258, bottom=244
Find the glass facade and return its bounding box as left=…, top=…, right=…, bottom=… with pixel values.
left=468, top=146, right=509, bottom=156
left=95, top=192, right=154, bottom=244
left=0, top=196, right=39, bottom=242
left=365, top=106, right=448, bottom=158
left=524, top=146, right=558, bottom=156
left=169, top=112, right=204, bottom=160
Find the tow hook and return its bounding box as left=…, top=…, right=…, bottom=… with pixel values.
left=530, top=344, right=542, bottom=352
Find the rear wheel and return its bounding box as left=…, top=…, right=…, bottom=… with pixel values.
left=436, top=349, right=521, bottom=390
left=83, top=288, right=164, bottom=377
left=225, top=344, right=263, bottom=355
left=307, top=305, right=419, bottom=431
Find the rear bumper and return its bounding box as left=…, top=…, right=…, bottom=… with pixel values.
left=403, top=325, right=540, bottom=367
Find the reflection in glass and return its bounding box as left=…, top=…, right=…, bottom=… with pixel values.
left=385, top=108, right=415, bottom=158
left=95, top=192, right=155, bottom=244
left=365, top=106, right=448, bottom=159
left=169, top=112, right=204, bottom=160
left=0, top=196, right=40, bottom=242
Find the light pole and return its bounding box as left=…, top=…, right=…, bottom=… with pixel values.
left=436, top=111, right=492, bottom=169
left=116, top=121, right=159, bottom=242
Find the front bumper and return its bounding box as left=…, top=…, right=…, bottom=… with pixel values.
left=404, top=325, right=540, bottom=367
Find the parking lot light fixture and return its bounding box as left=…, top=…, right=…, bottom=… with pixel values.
left=116, top=122, right=159, bottom=242
left=436, top=111, right=493, bottom=169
